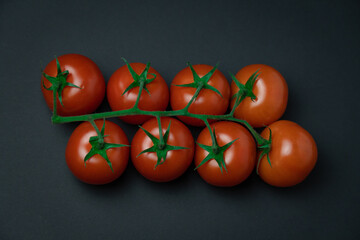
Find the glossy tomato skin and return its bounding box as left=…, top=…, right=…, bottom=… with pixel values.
left=230, top=64, right=288, bottom=127
left=258, top=120, right=317, bottom=187
left=131, top=117, right=194, bottom=182
left=170, top=64, right=230, bottom=126
left=41, top=54, right=105, bottom=116
left=107, top=63, right=169, bottom=124
left=66, top=120, right=129, bottom=185
left=195, top=121, right=256, bottom=187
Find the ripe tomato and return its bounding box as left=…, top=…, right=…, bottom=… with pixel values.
left=170, top=64, right=230, bottom=126
left=195, top=121, right=256, bottom=187
left=230, top=64, right=288, bottom=127
left=131, top=117, right=194, bottom=182
left=41, top=54, right=105, bottom=116
left=107, top=62, right=169, bottom=124
left=258, top=120, right=317, bottom=187
left=66, top=120, right=129, bottom=185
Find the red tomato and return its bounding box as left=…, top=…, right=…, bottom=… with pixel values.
left=195, top=121, right=256, bottom=187
left=170, top=64, right=230, bottom=126
left=66, top=120, right=129, bottom=185
left=107, top=63, right=169, bottom=124
left=131, top=117, right=194, bottom=182
left=41, top=54, right=105, bottom=116
left=230, top=64, right=288, bottom=127
left=258, top=120, right=317, bottom=187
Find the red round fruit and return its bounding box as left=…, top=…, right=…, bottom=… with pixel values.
left=195, top=121, right=256, bottom=187
left=66, top=120, right=129, bottom=185
left=41, top=54, right=105, bottom=116
left=258, top=120, right=317, bottom=187
left=131, top=117, right=194, bottom=182
left=170, top=64, right=230, bottom=126
left=230, top=64, right=288, bottom=127
left=107, top=63, right=169, bottom=124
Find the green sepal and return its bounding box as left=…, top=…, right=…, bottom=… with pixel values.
left=137, top=121, right=188, bottom=168
left=146, top=73, right=157, bottom=84
left=202, top=83, right=222, bottom=97
left=57, top=83, right=65, bottom=106
left=100, top=120, right=106, bottom=135
left=138, top=125, right=159, bottom=143
left=137, top=145, right=157, bottom=158
left=201, top=62, right=219, bottom=82
left=256, top=127, right=272, bottom=174
left=42, top=73, right=58, bottom=90
left=173, top=82, right=198, bottom=88
left=230, top=69, right=260, bottom=103
left=121, top=57, right=156, bottom=96
left=187, top=62, right=202, bottom=83
left=122, top=81, right=139, bottom=96
left=163, top=121, right=171, bottom=142
left=84, top=149, right=97, bottom=164
left=176, top=62, right=223, bottom=97
left=121, top=57, right=139, bottom=81
left=194, top=127, right=238, bottom=174
left=84, top=120, right=129, bottom=172
left=42, top=56, right=82, bottom=108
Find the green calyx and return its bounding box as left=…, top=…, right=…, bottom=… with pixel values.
left=229, top=69, right=260, bottom=115
left=137, top=119, right=188, bottom=168
left=121, top=57, right=156, bottom=96
left=256, top=127, right=272, bottom=174
left=42, top=57, right=81, bottom=106
left=84, top=120, right=129, bottom=172
left=175, top=62, right=223, bottom=97
left=195, top=124, right=238, bottom=173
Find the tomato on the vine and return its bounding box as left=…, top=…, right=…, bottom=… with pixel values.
left=195, top=121, right=256, bottom=187
left=41, top=54, right=105, bottom=116
left=257, top=120, right=317, bottom=187
left=107, top=61, right=169, bottom=124
left=131, top=117, right=194, bottom=182
left=66, top=120, right=129, bottom=185
left=230, top=64, right=288, bottom=127
left=170, top=64, right=230, bottom=126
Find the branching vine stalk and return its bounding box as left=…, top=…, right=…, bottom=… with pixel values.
left=44, top=58, right=272, bottom=172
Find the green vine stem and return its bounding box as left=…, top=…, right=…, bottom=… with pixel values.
left=51, top=108, right=267, bottom=146
left=44, top=59, right=272, bottom=172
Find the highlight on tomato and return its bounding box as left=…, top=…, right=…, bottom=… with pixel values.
left=194, top=121, right=256, bottom=187
left=66, top=120, right=129, bottom=185
left=170, top=63, right=230, bottom=126
left=257, top=120, right=317, bottom=187
left=131, top=117, right=194, bottom=182
left=230, top=64, right=288, bottom=127
left=107, top=58, right=169, bottom=124
left=41, top=54, right=105, bottom=116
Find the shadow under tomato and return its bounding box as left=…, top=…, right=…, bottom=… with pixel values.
left=70, top=161, right=137, bottom=198
left=198, top=170, right=259, bottom=197
left=135, top=163, right=196, bottom=192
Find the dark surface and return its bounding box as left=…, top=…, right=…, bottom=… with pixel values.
left=1, top=0, right=359, bottom=239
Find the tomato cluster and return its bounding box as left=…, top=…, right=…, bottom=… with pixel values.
left=42, top=54, right=317, bottom=187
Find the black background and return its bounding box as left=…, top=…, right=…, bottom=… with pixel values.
left=1, top=0, right=359, bottom=239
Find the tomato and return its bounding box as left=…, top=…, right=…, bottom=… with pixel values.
left=107, top=62, right=169, bottom=124
left=131, top=117, right=194, bottom=182
left=258, top=120, right=317, bottom=187
left=230, top=64, right=288, bottom=127
left=41, top=54, right=105, bottom=116
left=194, top=121, right=256, bottom=187
left=66, top=120, right=129, bottom=185
left=170, top=64, right=230, bottom=126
